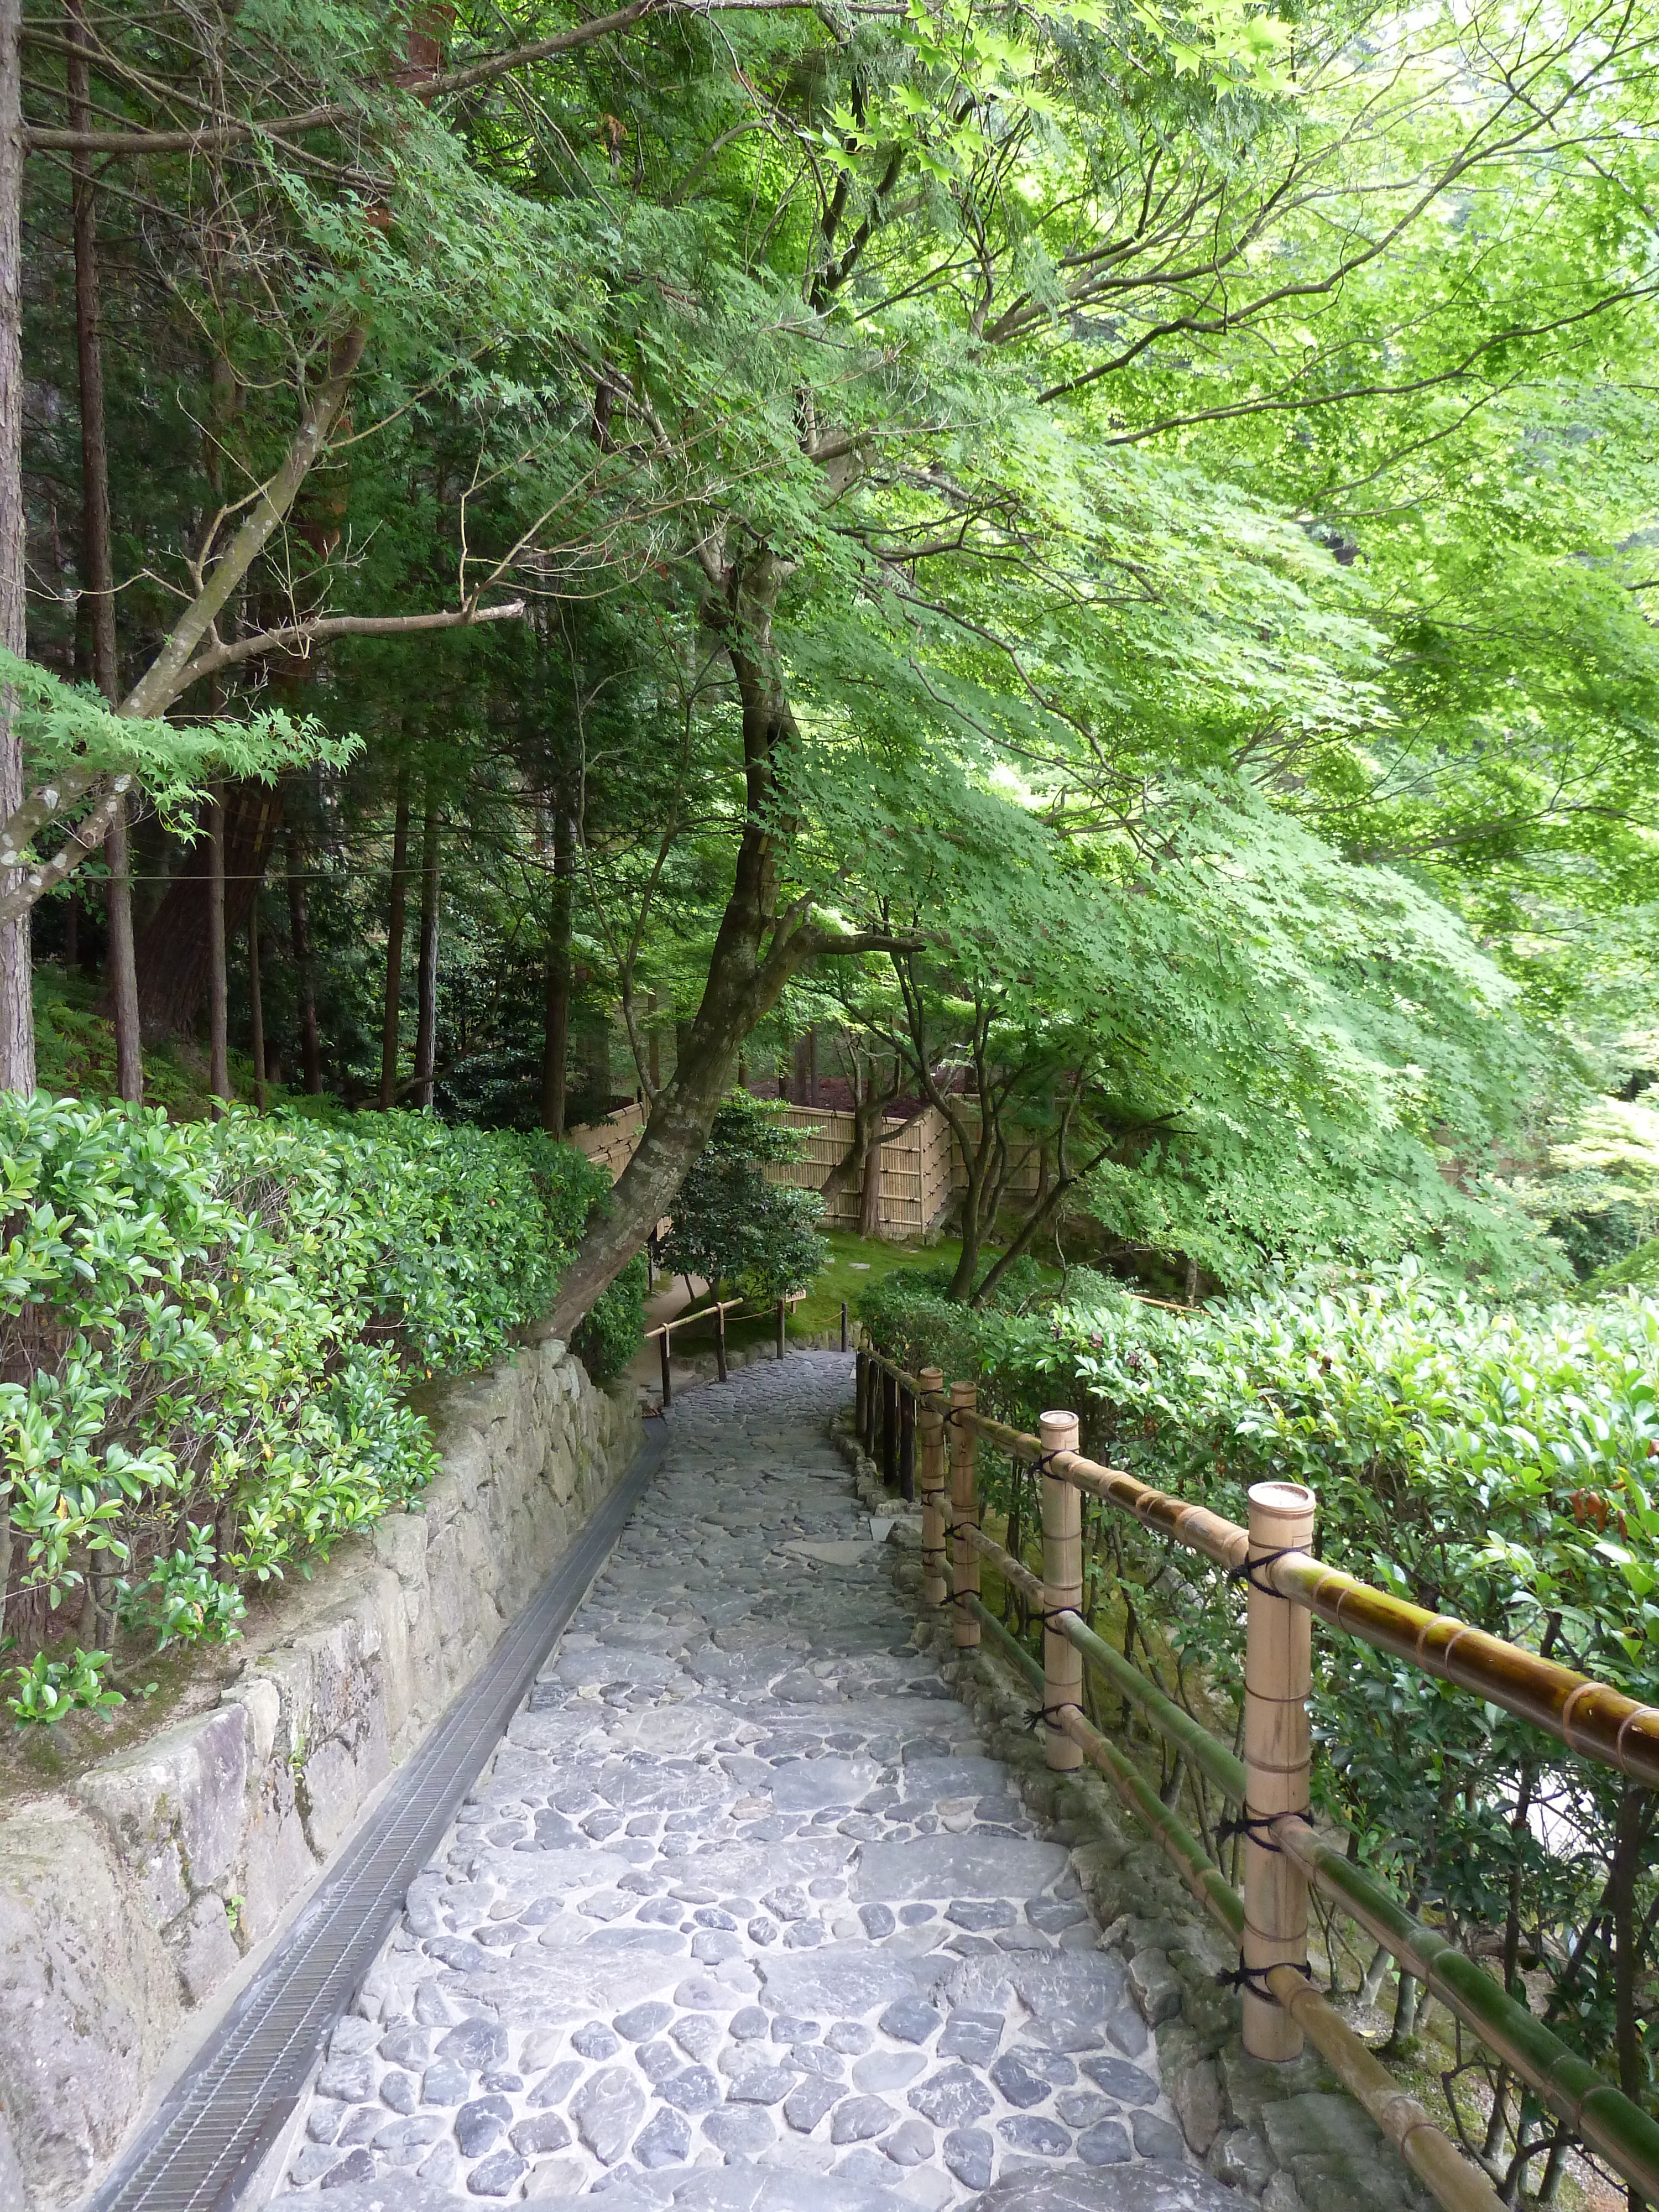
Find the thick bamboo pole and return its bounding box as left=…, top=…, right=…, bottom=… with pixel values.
left=867, top=1346, right=1659, bottom=1796
left=1041, top=1410, right=1084, bottom=1772
left=1048, top=1707, right=1501, bottom=2212
left=950, top=1378, right=979, bottom=1648
left=1242, top=1479, right=1316, bottom=2062
left=880, top=1350, right=1659, bottom=2210
left=1275, top=1815, right=1659, bottom=2203
left=883, top=1367, right=899, bottom=1488
left=919, top=1366, right=947, bottom=1609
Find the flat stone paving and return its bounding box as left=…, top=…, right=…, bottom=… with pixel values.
left=274, top=1353, right=1235, bottom=2212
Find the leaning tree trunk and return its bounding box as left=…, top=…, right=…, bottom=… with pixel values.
left=68, top=0, right=139, bottom=1102
left=547, top=612, right=801, bottom=1337
left=0, top=0, right=30, bottom=1094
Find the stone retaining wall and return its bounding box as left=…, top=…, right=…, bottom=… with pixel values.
left=831, top=1413, right=1435, bottom=2212
left=0, top=1334, right=641, bottom=2212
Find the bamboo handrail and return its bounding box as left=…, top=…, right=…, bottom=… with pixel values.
left=877, top=1348, right=1659, bottom=2207
left=644, top=1295, right=746, bottom=1342
left=867, top=1352, right=1659, bottom=1790
left=945, top=1562, right=1500, bottom=2212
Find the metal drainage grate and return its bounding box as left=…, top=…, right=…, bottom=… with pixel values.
left=88, top=1426, right=670, bottom=2212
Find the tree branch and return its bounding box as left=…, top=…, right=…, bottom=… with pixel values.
left=0, top=774, right=130, bottom=927
left=23, top=1, right=823, bottom=156
left=174, top=598, right=526, bottom=693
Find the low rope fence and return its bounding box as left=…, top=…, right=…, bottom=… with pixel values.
left=853, top=1345, right=1659, bottom=2212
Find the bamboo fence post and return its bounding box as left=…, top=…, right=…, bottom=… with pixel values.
left=883, top=1366, right=900, bottom=1488
left=1041, top=1410, right=1084, bottom=1772
left=841, top=1300, right=849, bottom=1352
left=776, top=1297, right=786, bottom=1360
left=855, top=1349, right=868, bottom=1440
left=900, top=1384, right=916, bottom=1503
left=658, top=1329, right=672, bottom=1411
left=919, top=1367, right=946, bottom=1608
left=951, top=1379, right=980, bottom=1648
left=715, top=1301, right=728, bottom=1384
left=1243, top=1478, right=1318, bottom=2062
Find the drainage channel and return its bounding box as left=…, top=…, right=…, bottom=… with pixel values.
left=90, top=1425, right=671, bottom=2212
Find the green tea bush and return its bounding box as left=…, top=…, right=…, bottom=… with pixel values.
left=0, top=1098, right=620, bottom=1717
left=861, top=1264, right=1659, bottom=2189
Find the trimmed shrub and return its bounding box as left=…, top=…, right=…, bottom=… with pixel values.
left=0, top=1098, right=618, bottom=1712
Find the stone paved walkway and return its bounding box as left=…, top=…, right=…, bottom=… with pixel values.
left=273, top=1353, right=1234, bottom=2212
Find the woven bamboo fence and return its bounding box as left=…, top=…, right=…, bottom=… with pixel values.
left=571, top=1100, right=959, bottom=1240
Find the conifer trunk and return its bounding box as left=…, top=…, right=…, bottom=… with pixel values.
left=248, top=891, right=266, bottom=1112
left=540, top=803, right=573, bottom=1136
left=378, top=778, right=410, bottom=1107
left=68, top=0, right=140, bottom=1102
left=285, top=829, right=322, bottom=1093
left=0, top=0, right=30, bottom=1095
left=412, top=791, right=440, bottom=1107
left=206, top=785, right=228, bottom=1110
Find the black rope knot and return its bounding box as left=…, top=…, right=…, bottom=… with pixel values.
left=1024, top=1701, right=1079, bottom=1733
left=1227, top=1545, right=1300, bottom=1598
left=1217, top=1812, right=1284, bottom=1854
left=1216, top=1957, right=1313, bottom=2000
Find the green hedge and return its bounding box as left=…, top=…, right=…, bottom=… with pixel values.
left=861, top=1264, right=1659, bottom=2140
left=0, top=1098, right=642, bottom=1720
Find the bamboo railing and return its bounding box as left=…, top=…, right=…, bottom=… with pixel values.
left=854, top=1346, right=1659, bottom=2212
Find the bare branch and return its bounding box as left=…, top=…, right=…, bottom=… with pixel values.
left=174, top=598, right=527, bottom=694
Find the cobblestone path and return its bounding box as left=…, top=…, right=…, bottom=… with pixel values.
left=274, top=1352, right=1234, bottom=2212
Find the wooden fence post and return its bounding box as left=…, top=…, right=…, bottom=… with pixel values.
left=883, top=1366, right=900, bottom=1489
left=659, top=1330, right=672, bottom=1411
left=1243, top=1478, right=1317, bottom=2062
left=1040, top=1410, right=1084, bottom=1772
left=950, top=1379, right=979, bottom=1647
left=899, top=1384, right=916, bottom=1503
left=919, top=1367, right=946, bottom=1608
left=855, top=1348, right=868, bottom=1440
left=840, top=1300, right=849, bottom=1353
left=715, top=1301, right=728, bottom=1384
left=776, top=1298, right=786, bottom=1360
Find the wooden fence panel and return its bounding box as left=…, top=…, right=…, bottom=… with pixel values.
left=568, top=1098, right=962, bottom=1241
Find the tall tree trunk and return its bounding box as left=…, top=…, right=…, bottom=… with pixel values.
left=68, top=0, right=141, bottom=1104
left=548, top=597, right=812, bottom=1336
left=412, top=791, right=439, bottom=1108
left=133, top=782, right=278, bottom=1039
left=540, top=804, right=573, bottom=1136
left=860, top=1119, right=884, bottom=1235
left=378, top=777, right=410, bottom=1108
left=248, top=889, right=266, bottom=1112
left=206, top=785, right=228, bottom=1110
left=285, top=827, right=322, bottom=1094
left=0, top=0, right=30, bottom=1094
